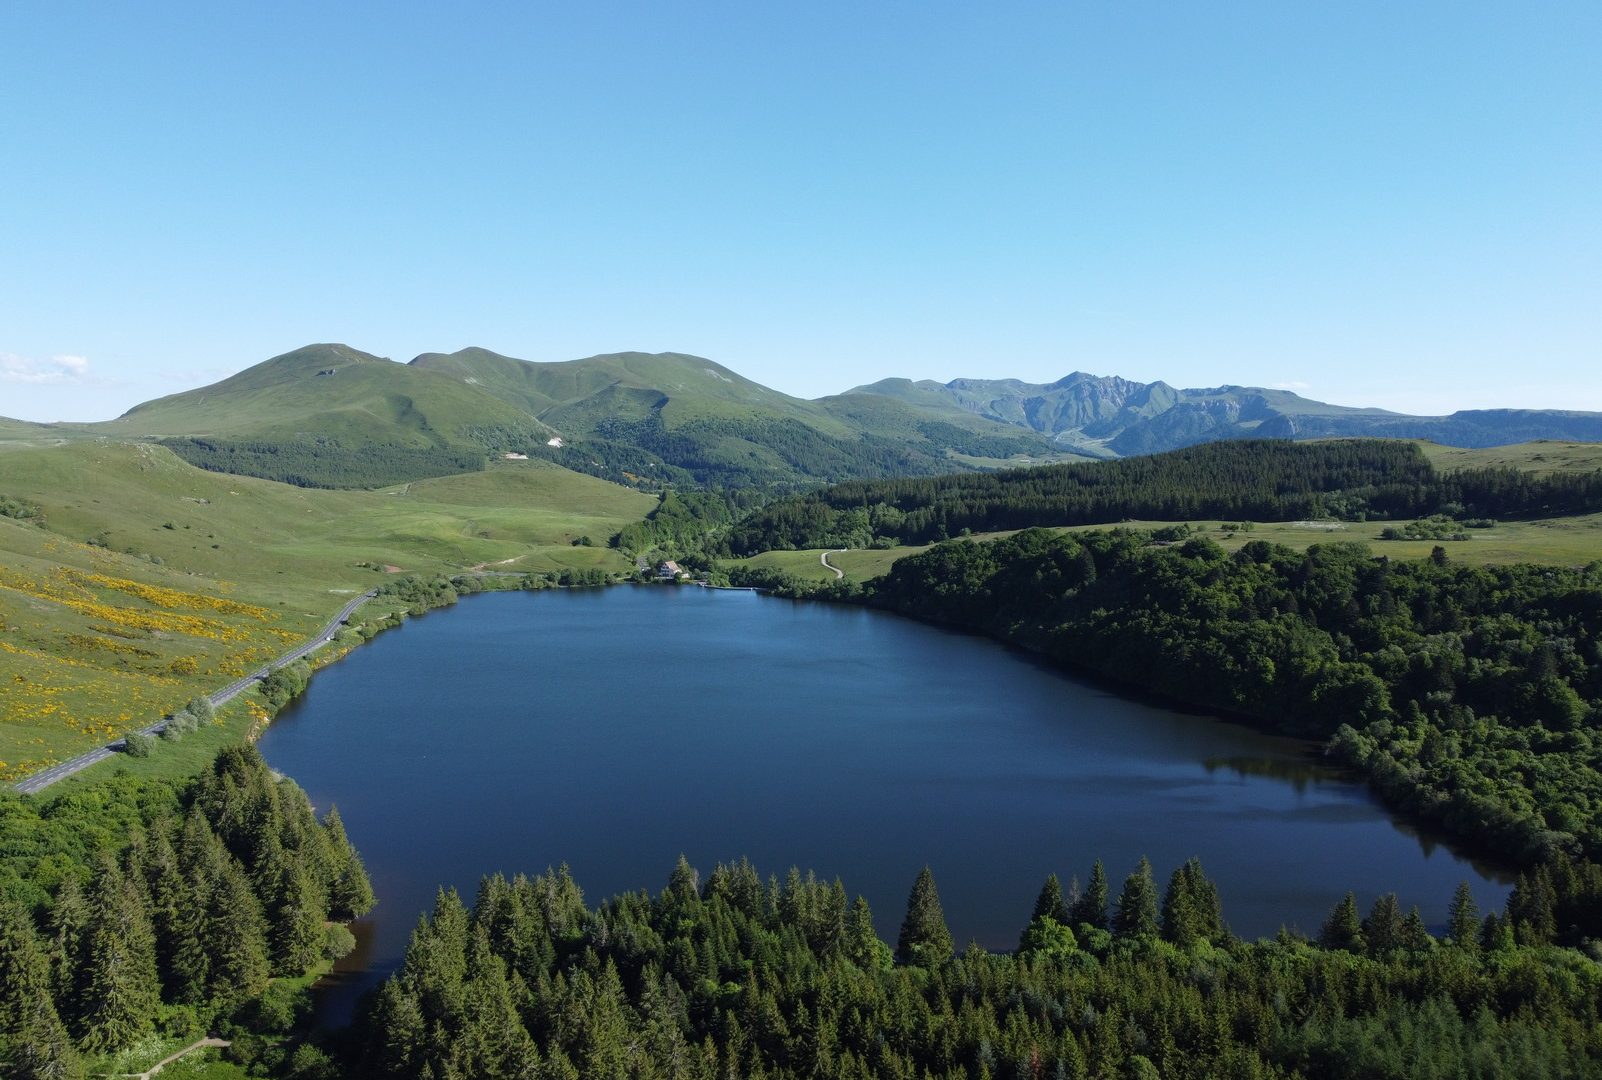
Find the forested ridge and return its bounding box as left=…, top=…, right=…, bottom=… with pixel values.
left=729, top=440, right=1602, bottom=552
left=0, top=746, right=372, bottom=1078
left=350, top=856, right=1602, bottom=1079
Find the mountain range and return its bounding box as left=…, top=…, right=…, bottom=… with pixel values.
left=13, top=344, right=1600, bottom=489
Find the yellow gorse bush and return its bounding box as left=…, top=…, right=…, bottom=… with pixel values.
left=0, top=558, right=300, bottom=780
left=58, top=568, right=272, bottom=619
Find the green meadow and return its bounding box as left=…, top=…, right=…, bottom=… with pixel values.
left=0, top=440, right=653, bottom=779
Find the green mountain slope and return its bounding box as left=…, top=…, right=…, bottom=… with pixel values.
left=89, top=344, right=555, bottom=487
left=409, top=348, right=1065, bottom=488
left=112, top=343, right=552, bottom=446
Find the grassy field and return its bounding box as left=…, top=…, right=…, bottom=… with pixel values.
left=1419, top=439, right=1602, bottom=474
left=0, top=440, right=653, bottom=780
left=726, top=509, right=1602, bottom=587
left=1076, top=517, right=1602, bottom=567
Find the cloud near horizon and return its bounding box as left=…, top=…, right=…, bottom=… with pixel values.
left=1, top=353, right=90, bottom=384
left=1273, top=380, right=1311, bottom=391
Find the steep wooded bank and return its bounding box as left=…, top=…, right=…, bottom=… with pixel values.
left=729, top=440, right=1602, bottom=552
left=349, top=857, right=1602, bottom=1079
left=0, top=747, right=372, bottom=1078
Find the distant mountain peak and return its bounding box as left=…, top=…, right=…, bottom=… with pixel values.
left=844, top=370, right=1602, bottom=455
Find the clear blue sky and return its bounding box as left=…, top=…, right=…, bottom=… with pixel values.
left=2, top=2, right=1598, bottom=422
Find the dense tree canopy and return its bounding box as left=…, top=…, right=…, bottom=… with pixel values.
left=729, top=439, right=1602, bottom=552
left=351, top=858, right=1602, bottom=1079
left=0, top=747, right=371, bottom=1075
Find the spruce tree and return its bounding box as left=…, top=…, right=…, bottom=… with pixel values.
left=267, top=854, right=327, bottom=976
left=1447, top=882, right=1480, bottom=952
left=144, top=826, right=204, bottom=1002
left=324, top=807, right=375, bottom=920
left=1032, top=874, right=1067, bottom=924
left=895, top=867, right=953, bottom=967
left=456, top=928, right=536, bottom=1078
left=1318, top=892, right=1364, bottom=952
left=45, top=877, right=88, bottom=1009
left=76, top=859, right=160, bottom=1054
left=1071, top=861, right=1108, bottom=930
left=1113, top=858, right=1159, bottom=939
left=1509, top=866, right=1557, bottom=946
left=844, top=897, right=884, bottom=971
left=0, top=896, right=83, bottom=1080
left=1162, top=857, right=1224, bottom=946
left=205, top=855, right=270, bottom=1004
left=1363, top=893, right=1404, bottom=955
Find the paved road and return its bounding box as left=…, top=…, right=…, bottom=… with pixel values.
left=821, top=549, right=846, bottom=579
left=12, top=589, right=379, bottom=795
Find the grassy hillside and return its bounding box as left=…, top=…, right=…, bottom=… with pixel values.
left=0, top=440, right=654, bottom=779
left=410, top=347, right=1067, bottom=487
left=1420, top=439, right=1602, bottom=475
left=94, top=344, right=556, bottom=487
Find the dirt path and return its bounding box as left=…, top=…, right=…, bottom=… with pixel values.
left=109, top=1037, right=231, bottom=1079
left=821, top=549, right=845, bottom=579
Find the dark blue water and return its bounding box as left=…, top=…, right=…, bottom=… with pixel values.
left=258, top=586, right=1509, bottom=1021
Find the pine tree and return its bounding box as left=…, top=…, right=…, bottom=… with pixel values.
left=1401, top=906, right=1433, bottom=952
left=1363, top=893, right=1405, bottom=955
left=0, top=896, right=83, bottom=1080
left=1160, top=859, right=1223, bottom=947
left=324, top=807, right=375, bottom=919
left=455, top=928, right=537, bottom=1078
left=1318, top=892, right=1364, bottom=953
left=1032, top=874, right=1067, bottom=924
left=1113, top=858, right=1159, bottom=939
left=895, top=867, right=953, bottom=967
left=1447, top=881, right=1480, bottom=951
left=205, top=854, right=270, bottom=1004
left=45, top=877, right=88, bottom=1009
left=76, top=859, right=160, bottom=1053
left=1508, top=866, right=1557, bottom=946
left=1070, top=861, right=1108, bottom=930
left=844, top=897, right=885, bottom=971
left=144, top=826, right=204, bottom=1002
left=267, top=854, right=328, bottom=976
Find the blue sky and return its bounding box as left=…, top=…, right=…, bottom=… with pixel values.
left=2, top=2, right=1598, bottom=421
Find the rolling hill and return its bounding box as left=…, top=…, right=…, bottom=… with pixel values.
left=409, top=347, right=1065, bottom=488
left=15, top=345, right=1601, bottom=491
left=70, top=344, right=1067, bottom=490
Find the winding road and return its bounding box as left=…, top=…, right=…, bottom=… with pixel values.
left=12, top=589, right=379, bottom=795
left=821, top=549, right=845, bottom=579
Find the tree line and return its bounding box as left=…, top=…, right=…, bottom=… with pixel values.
left=350, top=856, right=1602, bottom=1079
left=0, top=746, right=373, bottom=1078
left=162, top=437, right=489, bottom=489
left=727, top=440, right=1602, bottom=552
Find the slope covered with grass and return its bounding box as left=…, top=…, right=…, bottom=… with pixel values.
left=0, top=440, right=653, bottom=778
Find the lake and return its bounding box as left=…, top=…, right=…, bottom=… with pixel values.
left=257, top=585, right=1510, bottom=1021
